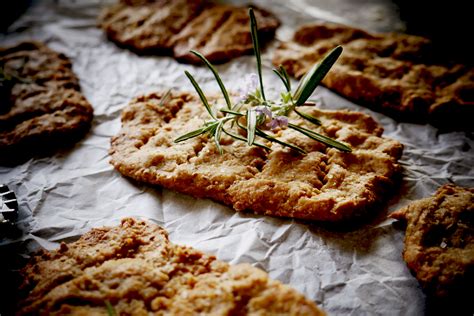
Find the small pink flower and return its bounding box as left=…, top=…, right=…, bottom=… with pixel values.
left=255, top=106, right=272, bottom=119
left=235, top=73, right=258, bottom=103
left=268, top=116, right=288, bottom=130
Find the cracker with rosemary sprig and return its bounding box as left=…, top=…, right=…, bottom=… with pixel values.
left=110, top=8, right=403, bottom=222
left=110, top=89, right=403, bottom=222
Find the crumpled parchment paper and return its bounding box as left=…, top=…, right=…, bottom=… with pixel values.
left=1, top=0, right=473, bottom=315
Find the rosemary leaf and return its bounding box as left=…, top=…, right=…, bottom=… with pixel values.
left=174, top=10, right=349, bottom=155
left=279, top=65, right=291, bottom=91
left=220, top=108, right=243, bottom=116
left=185, top=71, right=215, bottom=119
left=246, top=109, right=257, bottom=145
left=294, top=108, right=321, bottom=125
left=288, top=123, right=351, bottom=152
left=105, top=301, right=117, bottom=316
left=272, top=68, right=291, bottom=92
left=158, top=89, right=172, bottom=106
left=174, top=125, right=211, bottom=143
left=190, top=50, right=232, bottom=110
left=236, top=116, right=305, bottom=153
left=248, top=7, right=266, bottom=101
left=255, top=128, right=306, bottom=154
left=280, top=91, right=292, bottom=104
left=293, top=46, right=343, bottom=106
left=222, top=128, right=271, bottom=150
left=214, top=120, right=225, bottom=154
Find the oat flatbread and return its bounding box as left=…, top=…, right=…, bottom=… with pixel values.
left=390, top=184, right=474, bottom=300
left=171, top=5, right=280, bottom=64
left=98, top=0, right=204, bottom=54
left=98, top=0, right=280, bottom=64
left=273, top=23, right=474, bottom=130
left=17, top=218, right=324, bottom=315
left=110, top=91, right=403, bottom=222
left=0, top=41, right=93, bottom=163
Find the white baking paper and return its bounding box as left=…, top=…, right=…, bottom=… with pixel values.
left=1, top=0, right=473, bottom=315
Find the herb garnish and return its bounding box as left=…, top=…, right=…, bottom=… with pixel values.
left=0, top=61, right=30, bottom=87
left=0, top=65, right=16, bottom=95
left=0, top=66, right=17, bottom=113
left=174, top=8, right=351, bottom=154
left=105, top=300, right=117, bottom=316
left=1, top=62, right=31, bottom=113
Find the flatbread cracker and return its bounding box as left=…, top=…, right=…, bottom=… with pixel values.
left=0, top=41, right=93, bottom=163
left=171, top=4, right=280, bottom=64
left=390, top=184, right=474, bottom=300
left=98, top=0, right=204, bottom=54
left=98, top=0, right=280, bottom=64
left=17, top=218, right=324, bottom=315
left=273, top=23, right=474, bottom=130
left=110, top=91, right=403, bottom=222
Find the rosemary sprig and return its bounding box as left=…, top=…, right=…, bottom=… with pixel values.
left=105, top=301, right=117, bottom=316
left=273, top=65, right=291, bottom=92
left=279, top=65, right=291, bottom=91
left=222, top=128, right=271, bottom=150
left=293, top=46, right=342, bottom=106
left=214, top=119, right=225, bottom=154
left=256, top=128, right=306, bottom=154
left=220, top=108, right=243, bottom=116
left=294, top=108, right=321, bottom=125
left=246, top=109, right=257, bottom=145
left=174, top=8, right=351, bottom=155
left=249, top=7, right=266, bottom=102
left=184, top=71, right=215, bottom=119
left=158, top=89, right=172, bottom=106
left=235, top=119, right=305, bottom=153
left=288, top=123, right=351, bottom=152
left=190, top=50, right=232, bottom=110
left=174, top=125, right=212, bottom=143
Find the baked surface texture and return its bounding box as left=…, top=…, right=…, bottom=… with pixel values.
left=272, top=23, right=474, bottom=130
left=17, top=218, right=324, bottom=315
left=390, top=184, right=474, bottom=300
left=98, top=0, right=280, bottom=63
left=0, top=41, right=93, bottom=161
left=110, top=91, right=403, bottom=222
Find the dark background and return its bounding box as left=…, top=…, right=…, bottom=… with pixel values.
left=1, top=0, right=472, bottom=63
left=394, top=0, right=473, bottom=63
